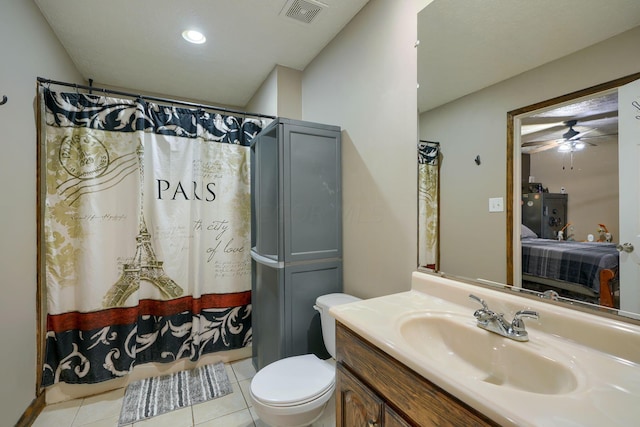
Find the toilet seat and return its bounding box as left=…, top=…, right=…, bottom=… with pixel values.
left=250, top=354, right=335, bottom=407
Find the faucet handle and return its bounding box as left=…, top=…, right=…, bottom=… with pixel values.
left=512, top=310, right=539, bottom=332
left=469, top=294, right=489, bottom=310
left=514, top=310, right=539, bottom=320
left=469, top=294, right=494, bottom=323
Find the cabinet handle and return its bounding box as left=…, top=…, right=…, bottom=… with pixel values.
left=367, top=420, right=378, bottom=426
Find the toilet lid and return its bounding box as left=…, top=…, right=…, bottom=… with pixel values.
left=251, top=354, right=334, bottom=406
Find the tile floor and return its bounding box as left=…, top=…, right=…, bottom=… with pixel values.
left=32, top=358, right=336, bottom=427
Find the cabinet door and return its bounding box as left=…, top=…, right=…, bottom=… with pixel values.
left=384, top=406, right=412, bottom=427
left=336, top=364, right=383, bottom=427
left=283, top=123, right=341, bottom=262
left=285, top=260, right=342, bottom=357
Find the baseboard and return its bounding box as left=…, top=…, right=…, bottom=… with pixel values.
left=14, top=392, right=45, bottom=427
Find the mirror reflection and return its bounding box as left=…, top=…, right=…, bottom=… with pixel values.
left=418, top=141, right=441, bottom=271
left=511, top=76, right=640, bottom=317
left=517, top=91, right=620, bottom=308
left=417, top=0, right=640, bottom=322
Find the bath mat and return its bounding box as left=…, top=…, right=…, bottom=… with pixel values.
left=118, top=362, right=232, bottom=425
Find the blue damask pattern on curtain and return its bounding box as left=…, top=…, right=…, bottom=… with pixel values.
left=44, top=91, right=263, bottom=143
left=40, top=88, right=264, bottom=386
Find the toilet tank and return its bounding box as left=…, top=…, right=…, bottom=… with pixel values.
left=314, top=293, right=361, bottom=358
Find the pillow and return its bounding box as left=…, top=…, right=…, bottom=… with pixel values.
left=521, top=224, right=538, bottom=239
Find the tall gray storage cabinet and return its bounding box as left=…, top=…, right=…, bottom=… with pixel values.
left=250, top=118, right=342, bottom=371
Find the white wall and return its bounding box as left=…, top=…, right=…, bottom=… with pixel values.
left=246, top=66, right=278, bottom=118
left=301, top=0, right=418, bottom=298
left=0, top=1, right=83, bottom=423
left=276, top=66, right=302, bottom=120
left=419, top=26, right=640, bottom=284
left=247, top=65, right=302, bottom=120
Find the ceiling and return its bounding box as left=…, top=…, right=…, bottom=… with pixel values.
left=35, top=1, right=640, bottom=113
left=34, top=0, right=371, bottom=107
left=418, top=0, right=640, bottom=113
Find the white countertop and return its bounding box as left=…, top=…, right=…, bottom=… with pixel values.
left=330, top=271, right=640, bottom=427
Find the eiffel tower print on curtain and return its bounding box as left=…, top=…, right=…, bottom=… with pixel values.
left=103, top=146, right=183, bottom=307
left=102, top=217, right=183, bottom=307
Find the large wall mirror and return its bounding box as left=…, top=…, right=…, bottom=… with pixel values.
left=417, top=0, right=640, bottom=323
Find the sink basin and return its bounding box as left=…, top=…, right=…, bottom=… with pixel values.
left=398, top=312, right=579, bottom=395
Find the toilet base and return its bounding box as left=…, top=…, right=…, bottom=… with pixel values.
left=250, top=388, right=333, bottom=427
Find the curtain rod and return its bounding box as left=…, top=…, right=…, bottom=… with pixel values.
left=37, top=77, right=277, bottom=120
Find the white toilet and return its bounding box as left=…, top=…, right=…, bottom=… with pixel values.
left=249, top=293, right=360, bottom=427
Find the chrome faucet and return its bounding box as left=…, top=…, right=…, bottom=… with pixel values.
left=469, top=294, right=539, bottom=342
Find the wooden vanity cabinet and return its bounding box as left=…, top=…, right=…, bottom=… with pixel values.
left=336, top=363, right=383, bottom=426
left=335, top=322, right=499, bottom=427
left=337, top=363, right=410, bottom=427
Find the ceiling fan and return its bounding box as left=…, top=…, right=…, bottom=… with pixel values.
left=556, top=120, right=596, bottom=152
left=521, top=119, right=614, bottom=154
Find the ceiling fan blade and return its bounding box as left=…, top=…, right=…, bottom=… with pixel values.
left=571, top=110, right=618, bottom=123
left=522, top=111, right=619, bottom=142
left=522, top=143, right=559, bottom=154
left=521, top=139, right=560, bottom=147
left=521, top=123, right=570, bottom=138
left=579, top=132, right=618, bottom=139
left=522, top=130, right=618, bottom=147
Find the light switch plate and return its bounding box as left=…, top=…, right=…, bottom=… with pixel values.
left=489, top=197, right=504, bottom=212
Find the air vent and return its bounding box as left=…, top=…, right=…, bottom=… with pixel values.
left=281, top=0, right=326, bottom=24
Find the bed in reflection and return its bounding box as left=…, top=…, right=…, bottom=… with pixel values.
left=521, top=236, right=619, bottom=308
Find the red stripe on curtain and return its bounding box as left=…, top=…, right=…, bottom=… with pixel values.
left=47, top=291, right=251, bottom=333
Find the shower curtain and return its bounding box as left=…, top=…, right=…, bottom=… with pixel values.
left=418, top=141, right=440, bottom=270
left=39, top=88, right=264, bottom=386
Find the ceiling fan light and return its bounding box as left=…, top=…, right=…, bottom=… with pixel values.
left=574, top=142, right=585, bottom=150
left=182, top=30, right=206, bottom=44
left=558, top=144, right=571, bottom=152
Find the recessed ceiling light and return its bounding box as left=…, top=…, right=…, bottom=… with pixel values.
left=182, top=30, right=206, bottom=44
